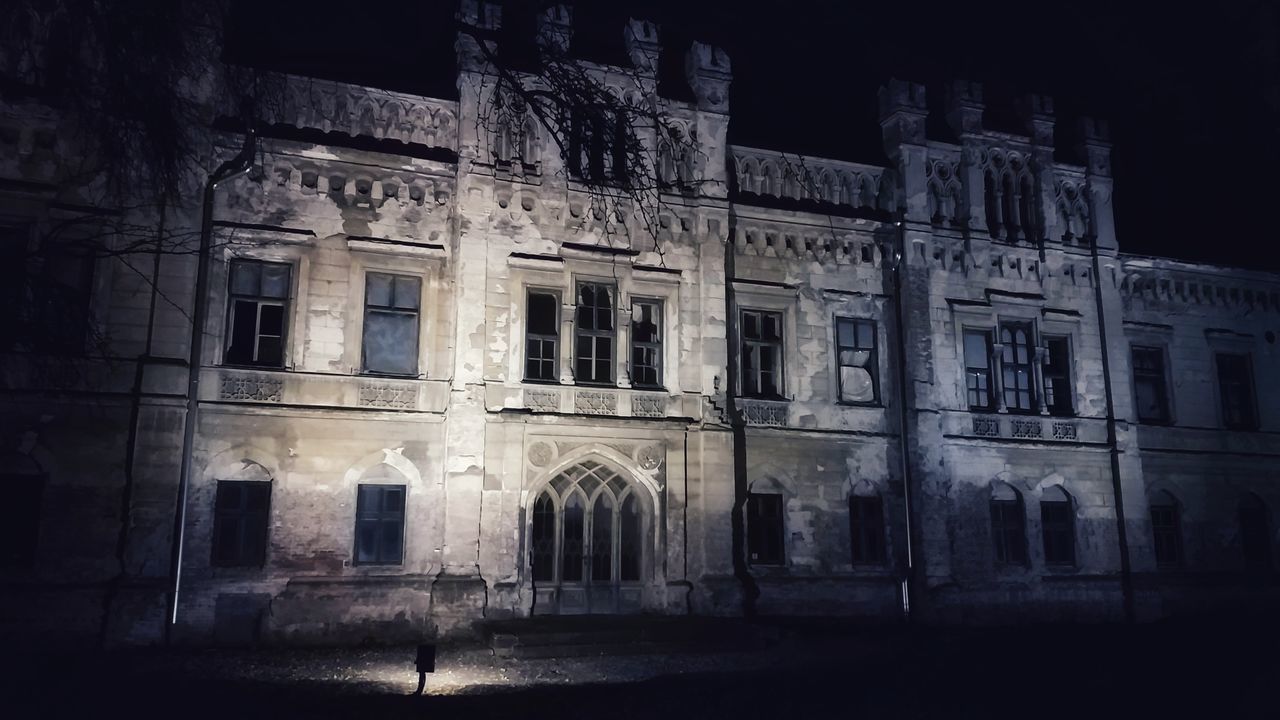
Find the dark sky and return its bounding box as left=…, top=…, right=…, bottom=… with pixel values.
left=228, top=0, right=1280, bottom=270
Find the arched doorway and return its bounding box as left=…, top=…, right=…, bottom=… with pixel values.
left=528, top=459, right=650, bottom=615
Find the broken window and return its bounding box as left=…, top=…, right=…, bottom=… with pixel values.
left=1132, top=346, right=1170, bottom=423
left=1216, top=352, right=1257, bottom=430
left=362, top=272, right=421, bottom=376
left=211, top=480, right=271, bottom=568
left=848, top=494, right=886, bottom=565
left=836, top=318, right=878, bottom=404
left=741, top=309, right=784, bottom=399
left=747, top=492, right=785, bottom=565
left=574, top=282, right=615, bottom=384
left=1149, top=492, right=1183, bottom=568
left=1040, top=486, right=1075, bottom=566
left=525, top=290, right=559, bottom=382
left=964, top=329, right=994, bottom=410
left=1000, top=321, right=1036, bottom=413
left=354, top=484, right=406, bottom=565
left=225, top=260, right=291, bottom=367
left=990, top=485, right=1027, bottom=565
left=0, top=473, right=44, bottom=567
left=630, top=298, right=662, bottom=388
left=1042, top=335, right=1073, bottom=416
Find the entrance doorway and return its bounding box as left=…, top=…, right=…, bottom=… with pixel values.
left=529, top=460, right=648, bottom=614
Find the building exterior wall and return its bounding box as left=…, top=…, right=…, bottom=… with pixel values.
left=1, top=4, right=1276, bottom=645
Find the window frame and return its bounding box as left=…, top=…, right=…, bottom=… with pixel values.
left=573, top=280, right=617, bottom=386
left=1039, top=495, right=1076, bottom=567
left=990, top=491, right=1028, bottom=566
left=353, top=483, right=407, bottom=566
left=999, top=320, right=1037, bottom=414
left=746, top=492, right=786, bottom=566
left=963, top=327, right=996, bottom=411
left=629, top=297, right=664, bottom=389
left=1215, top=352, right=1259, bottom=431
left=848, top=494, right=887, bottom=565
left=1149, top=497, right=1183, bottom=569
left=360, top=271, right=423, bottom=377
left=524, top=288, right=561, bottom=383
left=1131, top=344, right=1172, bottom=425
left=740, top=308, right=786, bottom=400
left=835, top=317, right=879, bottom=405
left=211, top=480, right=272, bottom=569
left=1041, top=334, right=1074, bottom=417
left=223, top=259, right=293, bottom=369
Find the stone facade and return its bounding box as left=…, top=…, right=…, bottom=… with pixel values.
left=2, top=4, right=1277, bottom=645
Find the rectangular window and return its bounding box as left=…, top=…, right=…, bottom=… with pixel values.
left=575, top=282, right=615, bottom=384
left=848, top=495, right=887, bottom=565
left=0, top=225, right=29, bottom=350
left=747, top=492, right=785, bottom=565
left=964, top=329, right=994, bottom=410
left=991, top=498, right=1027, bottom=565
left=525, top=290, right=559, bottom=382
left=1, top=226, right=95, bottom=353
left=1040, top=500, right=1075, bottom=566
left=741, top=309, right=784, bottom=398
left=225, top=260, right=291, bottom=367
left=1150, top=504, right=1182, bottom=568
left=630, top=298, right=662, bottom=388
left=354, top=484, right=406, bottom=565
left=1216, top=353, right=1258, bottom=430
left=362, top=272, right=421, bottom=376
left=1132, top=346, right=1170, bottom=423
left=211, top=480, right=271, bottom=568
left=1042, top=336, right=1073, bottom=416
left=0, top=474, right=44, bottom=567
left=836, top=318, right=878, bottom=404
left=1000, top=321, right=1036, bottom=413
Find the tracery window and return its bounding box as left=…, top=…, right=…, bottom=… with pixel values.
left=529, top=461, right=645, bottom=585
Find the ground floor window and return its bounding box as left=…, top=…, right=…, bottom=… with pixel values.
left=212, top=480, right=271, bottom=567
left=355, top=484, right=405, bottom=565
left=530, top=461, right=645, bottom=584
left=747, top=492, right=785, bottom=565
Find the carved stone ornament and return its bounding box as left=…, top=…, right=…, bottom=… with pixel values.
left=637, top=445, right=663, bottom=470
left=528, top=442, right=554, bottom=468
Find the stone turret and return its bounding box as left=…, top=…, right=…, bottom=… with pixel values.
left=625, top=19, right=661, bottom=72
left=945, top=80, right=984, bottom=138
left=1019, top=93, right=1057, bottom=243
left=537, top=5, right=572, bottom=54
left=1018, top=93, right=1055, bottom=147
left=945, top=81, right=986, bottom=232
left=685, top=42, right=731, bottom=113
left=879, top=79, right=928, bottom=222
left=1078, top=117, right=1116, bottom=250
left=456, top=0, right=501, bottom=72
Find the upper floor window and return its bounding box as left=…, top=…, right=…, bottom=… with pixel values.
left=990, top=484, right=1027, bottom=565
left=1, top=225, right=95, bottom=353
left=567, top=109, right=630, bottom=184
left=964, top=329, right=995, bottom=411
left=746, top=492, right=785, bottom=565
left=225, top=260, right=290, bottom=368
left=362, top=272, right=421, bottom=376
left=1149, top=491, right=1183, bottom=569
left=1132, top=346, right=1170, bottom=424
left=836, top=318, right=878, bottom=404
left=354, top=483, right=406, bottom=565
left=1040, top=486, right=1075, bottom=566
left=848, top=494, right=887, bottom=565
left=1000, top=321, right=1036, bottom=413
left=211, top=480, right=271, bottom=568
left=1042, top=336, right=1073, bottom=416
left=1216, top=353, right=1258, bottom=430
left=741, top=309, right=783, bottom=399
left=525, top=290, right=559, bottom=382
left=575, top=282, right=615, bottom=385
left=630, top=298, right=663, bottom=388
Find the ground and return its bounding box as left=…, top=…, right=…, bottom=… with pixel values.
left=3, top=617, right=1276, bottom=719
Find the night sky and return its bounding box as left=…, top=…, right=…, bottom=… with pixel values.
left=228, top=0, right=1279, bottom=270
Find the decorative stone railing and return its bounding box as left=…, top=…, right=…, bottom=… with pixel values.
left=730, top=145, right=892, bottom=214
left=521, top=386, right=675, bottom=419
left=956, top=412, right=1101, bottom=444
left=1120, top=261, right=1280, bottom=315
left=739, top=399, right=789, bottom=427
left=202, top=367, right=446, bottom=412
left=253, top=72, right=458, bottom=150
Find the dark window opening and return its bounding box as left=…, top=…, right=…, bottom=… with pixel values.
left=630, top=299, right=662, bottom=388
left=991, top=490, right=1027, bottom=565
left=574, top=282, right=615, bottom=384
left=1239, top=496, right=1272, bottom=569
left=225, top=260, right=291, bottom=367
left=849, top=494, right=886, bottom=565
left=1216, top=353, right=1258, bottom=430
left=1000, top=321, right=1036, bottom=413
left=964, top=329, right=994, bottom=410
left=836, top=318, right=878, bottom=404
left=747, top=492, right=785, bottom=565
left=1, top=225, right=96, bottom=353
left=1042, top=336, right=1073, bottom=416
left=362, top=272, right=421, bottom=376
left=741, top=309, right=784, bottom=399
left=1149, top=496, right=1183, bottom=569
left=1132, top=346, right=1170, bottom=424
left=354, top=484, right=405, bottom=565
left=211, top=480, right=271, bottom=568
left=1040, top=495, right=1076, bottom=566
left=525, top=291, right=559, bottom=382
left=0, top=473, right=44, bottom=567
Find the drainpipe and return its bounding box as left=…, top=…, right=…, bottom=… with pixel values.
left=1089, top=241, right=1136, bottom=623
left=723, top=220, right=760, bottom=619
left=890, top=218, right=918, bottom=621
left=166, top=128, right=257, bottom=642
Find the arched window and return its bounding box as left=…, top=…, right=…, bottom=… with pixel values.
left=211, top=459, right=273, bottom=568
left=1148, top=490, right=1183, bottom=568
left=990, top=483, right=1027, bottom=565
left=1040, top=485, right=1075, bottom=566
left=1239, top=494, right=1272, bottom=569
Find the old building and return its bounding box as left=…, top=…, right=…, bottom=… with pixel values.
left=1, top=4, right=1277, bottom=645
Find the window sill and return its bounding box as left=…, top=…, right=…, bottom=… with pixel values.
left=359, top=371, right=423, bottom=380
left=221, top=362, right=288, bottom=372
left=838, top=401, right=884, bottom=409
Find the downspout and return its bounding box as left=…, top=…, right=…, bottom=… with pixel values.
left=890, top=218, right=918, bottom=621
left=1089, top=241, right=1136, bottom=623
left=723, top=222, right=759, bottom=618
left=166, top=129, right=257, bottom=642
